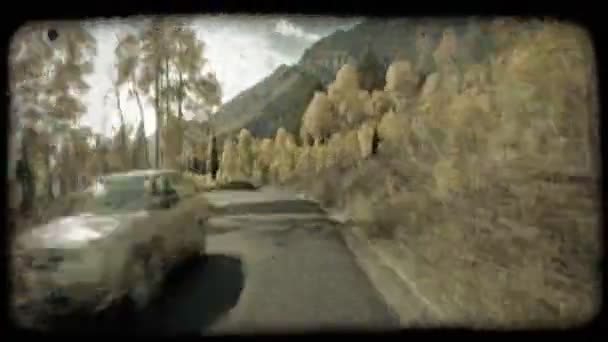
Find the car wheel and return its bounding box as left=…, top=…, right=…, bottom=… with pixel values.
left=126, top=261, right=151, bottom=311
left=126, top=243, right=158, bottom=311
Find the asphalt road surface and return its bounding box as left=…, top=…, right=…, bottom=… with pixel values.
left=131, top=187, right=400, bottom=335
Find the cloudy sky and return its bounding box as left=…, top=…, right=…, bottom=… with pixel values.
left=78, top=15, right=361, bottom=138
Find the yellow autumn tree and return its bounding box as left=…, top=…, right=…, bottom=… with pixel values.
left=218, top=138, right=239, bottom=182
left=253, top=138, right=274, bottom=183
left=270, top=127, right=297, bottom=183
left=385, top=59, right=420, bottom=98
left=237, top=128, right=255, bottom=178
left=301, top=91, right=338, bottom=143
left=357, top=120, right=377, bottom=159
left=327, top=64, right=369, bottom=127
left=294, top=145, right=316, bottom=179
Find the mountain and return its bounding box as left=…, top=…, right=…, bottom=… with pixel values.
left=210, top=64, right=324, bottom=141
left=196, top=17, right=516, bottom=145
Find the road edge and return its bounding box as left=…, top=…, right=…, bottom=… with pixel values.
left=340, top=224, right=445, bottom=327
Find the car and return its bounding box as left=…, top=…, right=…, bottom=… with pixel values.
left=10, top=169, right=213, bottom=331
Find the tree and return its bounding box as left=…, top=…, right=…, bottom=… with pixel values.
left=327, top=64, right=370, bottom=128
left=415, top=25, right=435, bottom=75
left=9, top=23, right=96, bottom=210
left=358, top=45, right=385, bottom=92
left=368, top=90, right=394, bottom=117
left=137, top=19, right=167, bottom=168
left=107, top=123, right=134, bottom=172
left=457, top=19, right=491, bottom=67
left=207, top=135, right=219, bottom=180
left=385, top=60, right=420, bottom=98
left=253, top=138, right=274, bottom=183
left=104, top=83, right=130, bottom=169
left=120, top=19, right=222, bottom=169
left=16, top=129, right=36, bottom=213
left=270, top=128, right=297, bottom=184
left=219, top=139, right=239, bottom=182
left=433, top=27, right=458, bottom=66
left=378, top=110, right=408, bottom=154
left=357, top=121, right=377, bottom=159
left=131, top=122, right=149, bottom=169
left=301, top=91, right=337, bottom=143
left=328, top=129, right=361, bottom=169
left=115, top=33, right=150, bottom=168
left=294, top=145, right=315, bottom=177
left=432, top=27, right=462, bottom=94
left=237, top=128, right=255, bottom=178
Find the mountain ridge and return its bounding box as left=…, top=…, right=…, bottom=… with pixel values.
left=192, top=17, right=502, bottom=145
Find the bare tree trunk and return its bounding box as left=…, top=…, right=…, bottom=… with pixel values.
left=587, top=62, right=600, bottom=180
left=132, top=83, right=150, bottom=168
left=155, top=58, right=161, bottom=169
left=45, top=145, right=54, bottom=200
left=165, top=57, right=170, bottom=124
left=178, top=72, right=184, bottom=121
left=207, top=135, right=219, bottom=180
left=114, top=87, right=129, bottom=168
left=17, top=143, right=35, bottom=215
left=19, top=128, right=41, bottom=215
left=177, top=71, right=185, bottom=170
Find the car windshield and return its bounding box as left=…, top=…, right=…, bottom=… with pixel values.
left=93, top=174, right=149, bottom=214
left=89, top=171, right=176, bottom=213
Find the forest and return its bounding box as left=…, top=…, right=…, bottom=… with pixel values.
left=9, top=18, right=222, bottom=230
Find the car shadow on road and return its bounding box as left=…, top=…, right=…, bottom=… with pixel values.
left=133, top=253, right=245, bottom=336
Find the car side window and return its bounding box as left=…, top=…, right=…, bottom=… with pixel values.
left=149, top=176, right=160, bottom=195
left=160, top=175, right=176, bottom=195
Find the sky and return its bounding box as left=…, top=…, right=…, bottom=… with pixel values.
left=78, top=15, right=361, bottom=138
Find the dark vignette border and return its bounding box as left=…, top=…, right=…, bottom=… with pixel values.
left=1, top=1, right=604, bottom=339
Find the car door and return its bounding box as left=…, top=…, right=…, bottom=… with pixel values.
left=167, top=173, right=198, bottom=199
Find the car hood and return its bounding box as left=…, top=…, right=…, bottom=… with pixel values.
left=16, top=211, right=151, bottom=251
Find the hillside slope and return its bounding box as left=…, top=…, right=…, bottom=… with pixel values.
left=210, top=17, right=502, bottom=141
left=211, top=65, right=324, bottom=141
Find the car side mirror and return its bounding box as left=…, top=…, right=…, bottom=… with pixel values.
left=197, top=216, right=207, bottom=226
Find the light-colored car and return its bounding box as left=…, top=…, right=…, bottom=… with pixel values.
left=11, top=169, right=212, bottom=331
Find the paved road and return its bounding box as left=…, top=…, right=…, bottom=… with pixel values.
left=131, top=187, right=400, bottom=335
